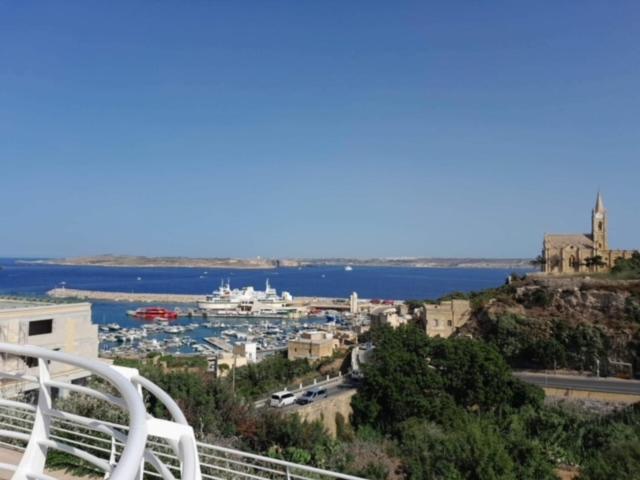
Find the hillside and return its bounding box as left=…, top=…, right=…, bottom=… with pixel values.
left=458, top=275, right=640, bottom=375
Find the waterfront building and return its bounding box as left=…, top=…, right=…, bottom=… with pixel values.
left=288, top=331, right=338, bottom=361
left=415, top=299, right=471, bottom=338
left=0, top=299, right=98, bottom=396
left=542, top=192, right=635, bottom=274
left=370, top=304, right=410, bottom=329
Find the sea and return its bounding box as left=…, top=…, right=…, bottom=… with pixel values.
left=0, top=258, right=531, bottom=354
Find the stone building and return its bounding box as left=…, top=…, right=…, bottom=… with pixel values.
left=370, top=304, right=410, bottom=329
left=415, top=299, right=471, bottom=338
left=542, top=193, right=635, bottom=274
left=0, top=299, right=99, bottom=396
left=287, top=331, right=338, bottom=361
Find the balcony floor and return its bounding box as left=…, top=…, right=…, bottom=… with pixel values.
left=0, top=446, right=83, bottom=480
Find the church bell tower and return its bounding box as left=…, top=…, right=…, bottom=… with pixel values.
left=591, top=192, right=608, bottom=252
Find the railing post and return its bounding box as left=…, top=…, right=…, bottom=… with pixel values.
left=14, top=358, right=52, bottom=479
left=113, top=366, right=145, bottom=480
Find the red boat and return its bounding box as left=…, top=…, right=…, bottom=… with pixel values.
left=132, top=307, right=178, bottom=320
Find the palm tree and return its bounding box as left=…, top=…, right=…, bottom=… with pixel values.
left=583, top=255, right=606, bottom=273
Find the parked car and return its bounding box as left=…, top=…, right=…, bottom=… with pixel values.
left=296, top=387, right=328, bottom=405
left=270, top=391, right=297, bottom=408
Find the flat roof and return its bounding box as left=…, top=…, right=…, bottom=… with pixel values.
left=0, top=298, right=55, bottom=310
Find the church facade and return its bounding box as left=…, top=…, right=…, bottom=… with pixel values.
left=542, top=193, right=635, bottom=274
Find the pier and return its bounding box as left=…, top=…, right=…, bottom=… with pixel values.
left=203, top=337, right=233, bottom=352
left=48, top=288, right=202, bottom=303
left=47, top=288, right=388, bottom=309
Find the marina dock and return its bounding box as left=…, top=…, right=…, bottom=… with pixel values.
left=204, top=337, right=233, bottom=352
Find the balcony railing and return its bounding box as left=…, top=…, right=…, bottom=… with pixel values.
left=0, top=343, right=365, bottom=480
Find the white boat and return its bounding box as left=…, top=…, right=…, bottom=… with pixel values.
left=163, top=325, right=185, bottom=334
left=345, top=265, right=353, bottom=271
left=197, top=280, right=293, bottom=313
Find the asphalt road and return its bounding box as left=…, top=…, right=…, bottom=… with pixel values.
left=269, top=380, right=356, bottom=412
left=264, top=372, right=640, bottom=412
left=514, top=371, right=640, bottom=395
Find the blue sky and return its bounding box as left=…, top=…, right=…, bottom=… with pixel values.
left=1, top=1, right=638, bottom=258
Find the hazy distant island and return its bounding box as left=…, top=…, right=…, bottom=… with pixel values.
left=23, top=254, right=533, bottom=270
left=23, top=255, right=279, bottom=269
left=303, top=257, right=533, bottom=269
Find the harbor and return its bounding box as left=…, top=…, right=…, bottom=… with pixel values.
left=97, top=313, right=358, bottom=360
left=47, top=285, right=388, bottom=314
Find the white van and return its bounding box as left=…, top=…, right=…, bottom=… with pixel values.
left=270, top=391, right=297, bottom=408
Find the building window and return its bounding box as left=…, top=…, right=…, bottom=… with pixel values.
left=28, top=319, right=53, bottom=336
left=447, top=320, right=453, bottom=327
left=598, top=221, right=603, bottom=231
left=22, top=356, right=38, bottom=368
left=568, top=256, right=577, bottom=268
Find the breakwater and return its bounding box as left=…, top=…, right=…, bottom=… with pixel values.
left=47, top=288, right=202, bottom=303
left=46, top=288, right=371, bottom=310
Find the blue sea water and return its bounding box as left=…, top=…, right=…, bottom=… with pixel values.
left=0, top=258, right=531, bottom=331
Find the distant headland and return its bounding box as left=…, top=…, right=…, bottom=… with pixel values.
left=21, top=254, right=532, bottom=270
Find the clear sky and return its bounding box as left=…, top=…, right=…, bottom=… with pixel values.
left=1, top=1, right=638, bottom=259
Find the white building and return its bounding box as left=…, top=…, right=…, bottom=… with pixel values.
left=233, top=341, right=257, bottom=363
left=0, top=299, right=98, bottom=396
left=349, top=292, right=359, bottom=314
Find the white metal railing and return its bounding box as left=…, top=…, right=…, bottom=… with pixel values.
left=0, top=342, right=201, bottom=480
left=0, top=343, right=365, bottom=480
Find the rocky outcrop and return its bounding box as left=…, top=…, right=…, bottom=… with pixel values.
left=460, top=277, right=640, bottom=368
left=514, top=279, right=640, bottom=326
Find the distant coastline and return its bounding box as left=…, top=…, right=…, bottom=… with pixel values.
left=303, top=257, right=533, bottom=269
left=22, top=255, right=280, bottom=269
left=20, top=254, right=533, bottom=270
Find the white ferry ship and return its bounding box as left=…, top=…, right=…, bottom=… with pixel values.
left=197, top=279, right=293, bottom=314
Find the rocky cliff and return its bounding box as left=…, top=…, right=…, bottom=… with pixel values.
left=459, top=276, right=640, bottom=374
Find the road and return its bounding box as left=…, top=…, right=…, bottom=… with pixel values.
left=254, top=374, right=352, bottom=409
left=284, top=382, right=356, bottom=413
left=263, top=371, right=640, bottom=412
left=514, top=371, right=640, bottom=396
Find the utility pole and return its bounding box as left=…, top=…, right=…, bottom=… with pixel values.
left=231, top=353, right=237, bottom=397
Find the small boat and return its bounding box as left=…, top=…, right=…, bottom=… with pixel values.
left=345, top=265, right=353, bottom=271
left=131, top=307, right=178, bottom=320
left=163, top=325, right=185, bottom=334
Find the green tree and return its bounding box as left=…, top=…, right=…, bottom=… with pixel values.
left=611, top=251, right=640, bottom=278
left=580, top=441, right=640, bottom=480
left=352, top=325, right=543, bottom=431
left=530, top=255, right=546, bottom=271
left=351, top=325, right=450, bottom=431
left=398, top=417, right=520, bottom=480
left=583, top=255, right=606, bottom=273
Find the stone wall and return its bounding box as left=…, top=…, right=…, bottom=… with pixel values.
left=290, top=389, right=357, bottom=437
